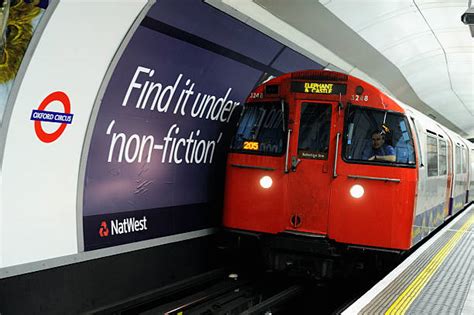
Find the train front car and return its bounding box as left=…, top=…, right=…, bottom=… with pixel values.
left=223, top=70, right=418, bottom=275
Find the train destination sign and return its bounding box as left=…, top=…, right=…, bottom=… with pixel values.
left=299, top=151, right=327, bottom=160
left=291, top=81, right=347, bottom=95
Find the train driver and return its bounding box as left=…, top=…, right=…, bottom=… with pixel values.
left=362, top=130, right=396, bottom=162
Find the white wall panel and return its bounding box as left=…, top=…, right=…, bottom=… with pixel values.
left=0, top=0, right=147, bottom=267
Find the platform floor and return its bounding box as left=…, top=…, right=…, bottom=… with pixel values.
left=343, top=203, right=474, bottom=315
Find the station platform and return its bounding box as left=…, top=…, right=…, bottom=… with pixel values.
left=343, top=203, right=474, bottom=315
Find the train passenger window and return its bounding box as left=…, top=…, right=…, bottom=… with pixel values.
left=297, top=103, right=331, bottom=159
left=470, top=149, right=473, bottom=174
left=439, top=140, right=447, bottom=176
left=427, top=135, right=438, bottom=177
left=230, top=102, right=286, bottom=155
left=455, top=146, right=461, bottom=174
left=462, top=148, right=467, bottom=173
left=343, top=106, right=415, bottom=166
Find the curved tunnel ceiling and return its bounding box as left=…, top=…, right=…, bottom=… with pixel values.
left=321, top=0, right=473, bottom=137
left=207, top=0, right=474, bottom=138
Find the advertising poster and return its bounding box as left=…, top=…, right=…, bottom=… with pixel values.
left=83, top=0, right=322, bottom=250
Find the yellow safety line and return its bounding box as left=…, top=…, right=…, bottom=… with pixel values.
left=385, top=213, right=474, bottom=315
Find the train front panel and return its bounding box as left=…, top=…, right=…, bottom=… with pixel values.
left=223, top=71, right=418, bottom=251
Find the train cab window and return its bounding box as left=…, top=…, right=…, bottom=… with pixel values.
left=343, top=106, right=415, bottom=166
left=297, top=103, right=331, bottom=159
left=439, top=140, right=447, bottom=176
left=427, top=135, right=438, bottom=176
left=231, top=102, right=286, bottom=155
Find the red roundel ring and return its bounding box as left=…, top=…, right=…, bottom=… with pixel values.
left=34, top=91, right=71, bottom=143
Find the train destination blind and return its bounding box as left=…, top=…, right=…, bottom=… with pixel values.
left=291, top=81, right=347, bottom=95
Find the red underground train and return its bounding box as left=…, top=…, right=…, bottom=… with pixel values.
left=223, top=70, right=473, bottom=278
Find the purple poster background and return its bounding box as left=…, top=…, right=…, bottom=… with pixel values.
left=83, top=0, right=322, bottom=250
left=84, top=29, right=258, bottom=214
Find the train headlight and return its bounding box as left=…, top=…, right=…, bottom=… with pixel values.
left=350, top=184, right=364, bottom=198
left=259, top=176, right=273, bottom=189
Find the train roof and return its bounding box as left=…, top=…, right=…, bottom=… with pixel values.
left=254, top=70, right=472, bottom=147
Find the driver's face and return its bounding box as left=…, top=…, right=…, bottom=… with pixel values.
left=372, top=134, right=384, bottom=149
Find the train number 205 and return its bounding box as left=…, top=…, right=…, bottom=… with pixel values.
left=243, top=141, right=259, bottom=150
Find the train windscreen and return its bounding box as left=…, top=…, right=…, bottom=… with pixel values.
left=343, top=106, right=416, bottom=166
left=297, top=103, right=331, bottom=160
left=230, top=102, right=286, bottom=155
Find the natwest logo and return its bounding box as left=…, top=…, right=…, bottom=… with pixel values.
left=111, top=216, right=148, bottom=235
left=99, top=221, right=109, bottom=237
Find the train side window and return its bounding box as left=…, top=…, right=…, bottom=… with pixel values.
left=471, top=150, right=474, bottom=180
left=395, top=119, right=415, bottom=164
left=439, top=140, right=447, bottom=176
left=462, top=147, right=467, bottom=173
left=297, top=103, right=331, bottom=160
left=455, top=146, right=461, bottom=174
left=427, top=135, right=438, bottom=177
left=343, top=105, right=415, bottom=166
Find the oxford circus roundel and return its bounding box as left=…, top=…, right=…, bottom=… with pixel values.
left=32, top=91, right=73, bottom=143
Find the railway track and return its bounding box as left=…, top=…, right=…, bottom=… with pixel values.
left=155, top=281, right=303, bottom=315
left=88, top=242, right=401, bottom=315
left=89, top=268, right=305, bottom=315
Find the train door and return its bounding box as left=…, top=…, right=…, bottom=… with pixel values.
left=286, top=101, right=338, bottom=234
left=444, top=130, right=454, bottom=217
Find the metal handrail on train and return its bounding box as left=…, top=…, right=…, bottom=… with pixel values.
left=347, top=175, right=401, bottom=183
left=285, top=128, right=292, bottom=173
left=333, top=132, right=340, bottom=178
left=231, top=164, right=276, bottom=171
